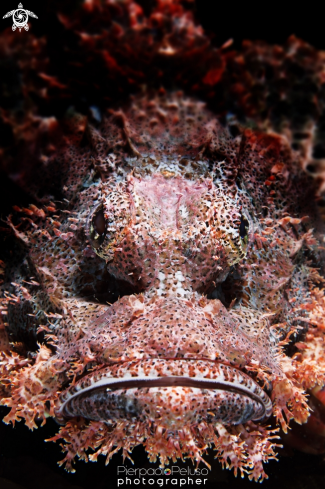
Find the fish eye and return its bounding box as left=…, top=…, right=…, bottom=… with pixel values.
left=239, top=214, right=249, bottom=239
left=89, top=206, right=106, bottom=249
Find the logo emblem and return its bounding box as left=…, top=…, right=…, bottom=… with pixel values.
left=2, top=3, right=38, bottom=32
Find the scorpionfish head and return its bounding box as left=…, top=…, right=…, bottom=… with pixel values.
left=57, top=166, right=277, bottom=437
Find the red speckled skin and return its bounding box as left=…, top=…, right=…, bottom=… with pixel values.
left=1, top=0, right=325, bottom=483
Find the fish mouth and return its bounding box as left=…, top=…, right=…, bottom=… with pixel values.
left=56, top=359, right=272, bottom=427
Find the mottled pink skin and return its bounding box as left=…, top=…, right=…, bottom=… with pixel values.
left=1, top=92, right=322, bottom=480
left=54, top=154, right=281, bottom=428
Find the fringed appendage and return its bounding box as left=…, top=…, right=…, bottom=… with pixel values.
left=47, top=417, right=280, bottom=481
left=0, top=345, right=66, bottom=429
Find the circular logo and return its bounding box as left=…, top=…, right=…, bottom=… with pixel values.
left=3, top=4, right=38, bottom=33
left=13, top=9, right=28, bottom=28
left=164, top=468, right=171, bottom=475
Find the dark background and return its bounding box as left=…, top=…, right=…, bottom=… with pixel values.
left=1, top=1, right=324, bottom=49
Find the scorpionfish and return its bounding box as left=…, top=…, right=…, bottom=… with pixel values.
left=1, top=0, right=325, bottom=483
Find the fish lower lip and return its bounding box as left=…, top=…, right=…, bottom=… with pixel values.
left=57, top=359, right=272, bottom=425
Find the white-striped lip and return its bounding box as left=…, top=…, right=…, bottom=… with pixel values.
left=56, top=359, right=272, bottom=424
